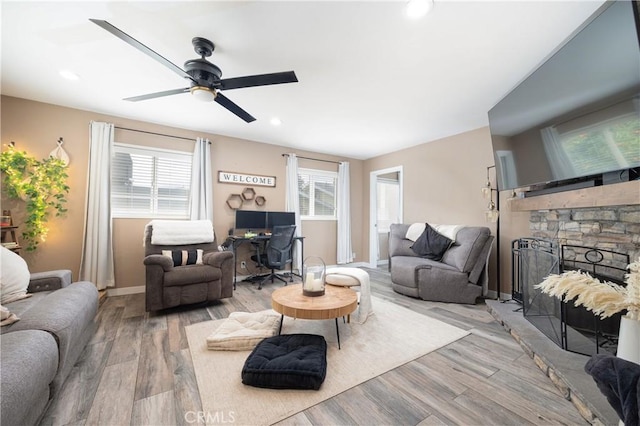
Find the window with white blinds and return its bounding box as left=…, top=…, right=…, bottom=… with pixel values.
left=298, top=168, right=337, bottom=219
left=112, top=143, right=192, bottom=218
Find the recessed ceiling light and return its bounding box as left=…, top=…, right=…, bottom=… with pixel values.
left=405, top=0, right=434, bottom=19
left=270, top=117, right=282, bottom=126
left=59, top=70, right=80, bottom=81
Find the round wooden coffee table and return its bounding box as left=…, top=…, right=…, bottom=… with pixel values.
left=271, top=284, right=358, bottom=349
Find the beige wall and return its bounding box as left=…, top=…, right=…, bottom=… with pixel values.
left=363, top=127, right=512, bottom=294
left=1, top=96, right=365, bottom=289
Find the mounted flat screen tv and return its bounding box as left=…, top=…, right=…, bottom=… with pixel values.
left=488, top=0, right=640, bottom=192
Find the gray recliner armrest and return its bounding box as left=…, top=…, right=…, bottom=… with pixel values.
left=143, top=254, right=174, bottom=271
left=28, top=269, right=72, bottom=293
left=203, top=250, right=233, bottom=268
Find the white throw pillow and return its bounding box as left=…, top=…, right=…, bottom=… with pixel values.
left=0, top=246, right=30, bottom=304
left=405, top=223, right=426, bottom=241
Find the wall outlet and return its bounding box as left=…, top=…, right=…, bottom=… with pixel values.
left=240, top=261, right=247, bottom=269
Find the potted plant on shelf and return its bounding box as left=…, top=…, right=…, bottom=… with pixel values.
left=0, top=145, right=69, bottom=251
left=536, top=258, right=640, bottom=363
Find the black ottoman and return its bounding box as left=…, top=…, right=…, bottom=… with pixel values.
left=241, top=334, right=327, bottom=390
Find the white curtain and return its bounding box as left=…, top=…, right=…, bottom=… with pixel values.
left=189, top=137, right=213, bottom=221
left=337, top=161, right=354, bottom=264
left=80, top=121, right=115, bottom=290
left=285, top=153, right=302, bottom=273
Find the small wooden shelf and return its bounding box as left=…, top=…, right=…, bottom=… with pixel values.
left=241, top=187, right=256, bottom=201
left=510, top=181, right=640, bottom=211
left=226, top=194, right=244, bottom=210
left=1, top=220, right=21, bottom=253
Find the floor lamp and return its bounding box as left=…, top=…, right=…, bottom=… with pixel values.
left=482, top=165, right=501, bottom=300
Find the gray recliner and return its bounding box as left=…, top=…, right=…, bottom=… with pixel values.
left=388, top=223, right=494, bottom=304
left=143, top=223, right=234, bottom=311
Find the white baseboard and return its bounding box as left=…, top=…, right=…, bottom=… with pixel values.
left=107, top=285, right=145, bottom=297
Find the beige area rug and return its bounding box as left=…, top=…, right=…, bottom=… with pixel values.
left=185, top=296, right=469, bottom=426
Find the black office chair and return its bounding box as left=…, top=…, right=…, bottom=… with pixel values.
left=250, top=225, right=296, bottom=289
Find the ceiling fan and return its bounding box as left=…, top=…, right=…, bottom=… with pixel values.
left=89, top=19, right=298, bottom=123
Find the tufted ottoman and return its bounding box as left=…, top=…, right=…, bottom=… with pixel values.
left=206, top=311, right=281, bottom=351
left=241, top=334, right=327, bottom=390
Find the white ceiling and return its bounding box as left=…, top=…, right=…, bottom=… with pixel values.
left=1, top=0, right=606, bottom=160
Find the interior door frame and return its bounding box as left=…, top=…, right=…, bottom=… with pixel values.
left=369, top=166, right=403, bottom=268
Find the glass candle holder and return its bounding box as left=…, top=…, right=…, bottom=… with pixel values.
left=302, top=256, right=325, bottom=297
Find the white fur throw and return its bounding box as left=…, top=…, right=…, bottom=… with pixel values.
left=326, top=267, right=373, bottom=324
left=147, top=220, right=214, bottom=245
left=405, top=223, right=464, bottom=242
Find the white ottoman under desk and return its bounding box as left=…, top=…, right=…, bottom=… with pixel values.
left=325, top=267, right=373, bottom=323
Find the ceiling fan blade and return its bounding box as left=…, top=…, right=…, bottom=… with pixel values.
left=214, top=92, right=256, bottom=122
left=89, top=19, right=195, bottom=83
left=219, top=71, right=298, bottom=91
left=124, top=88, right=190, bottom=102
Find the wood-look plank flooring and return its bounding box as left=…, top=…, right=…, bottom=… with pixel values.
left=40, top=267, right=587, bottom=426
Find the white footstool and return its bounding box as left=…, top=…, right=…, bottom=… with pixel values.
left=325, top=267, right=373, bottom=323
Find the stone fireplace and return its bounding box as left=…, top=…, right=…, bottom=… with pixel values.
left=513, top=204, right=639, bottom=355
left=527, top=205, right=640, bottom=262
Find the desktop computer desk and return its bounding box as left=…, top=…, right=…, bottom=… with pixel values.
left=227, top=233, right=305, bottom=289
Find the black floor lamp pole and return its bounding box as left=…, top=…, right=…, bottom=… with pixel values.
left=496, top=189, right=501, bottom=301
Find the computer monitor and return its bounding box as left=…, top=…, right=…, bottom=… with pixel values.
left=266, top=211, right=296, bottom=230
left=235, top=210, right=267, bottom=230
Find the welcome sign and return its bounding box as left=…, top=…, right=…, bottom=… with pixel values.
left=218, top=171, right=276, bottom=187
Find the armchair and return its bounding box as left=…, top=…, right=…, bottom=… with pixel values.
left=250, top=225, right=296, bottom=289
left=143, top=220, right=234, bottom=311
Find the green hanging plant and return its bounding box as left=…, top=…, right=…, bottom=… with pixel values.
left=0, top=146, right=69, bottom=251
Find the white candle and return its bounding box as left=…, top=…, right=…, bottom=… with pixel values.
left=313, top=279, right=323, bottom=291
left=305, top=272, right=315, bottom=290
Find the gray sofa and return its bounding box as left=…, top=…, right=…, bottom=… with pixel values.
left=389, top=223, right=494, bottom=304
left=1, top=270, right=98, bottom=426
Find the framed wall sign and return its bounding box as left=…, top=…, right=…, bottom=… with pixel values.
left=218, top=171, right=276, bottom=187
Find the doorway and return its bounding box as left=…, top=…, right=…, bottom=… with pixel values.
left=369, top=166, right=403, bottom=268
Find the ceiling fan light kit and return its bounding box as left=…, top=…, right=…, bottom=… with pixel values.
left=190, top=86, right=217, bottom=102
left=89, top=19, right=298, bottom=122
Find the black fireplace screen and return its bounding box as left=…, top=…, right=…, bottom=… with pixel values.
left=513, top=239, right=629, bottom=356
left=560, top=245, right=629, bottom=356
left=513, top=238, right=562, bottom=347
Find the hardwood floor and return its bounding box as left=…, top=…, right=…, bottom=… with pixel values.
left=40, top=268, right=587, bottom=425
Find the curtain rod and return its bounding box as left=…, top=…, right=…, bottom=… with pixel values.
left=115, top=126, right=206, bottom=143
left=281, top=153, right=340, bottom=165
